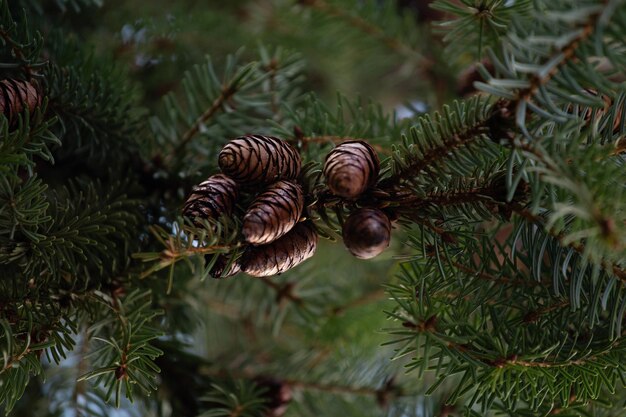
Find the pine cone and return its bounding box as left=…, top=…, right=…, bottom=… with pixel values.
left=183, top=174, right=239, bottom=225
left=0, top=79, right=41, bottom=124
left=218, top=135, right=301, bottom=185
left=241, top=222, right=318, bottom=277
left=342, top=208, right=391, bottom=259
left=253, top=377, right=292, bottom=417
left=243, top=180, right=304, bottom=245
left=323, top=140, right=379, bottom=199
left=207, top=254, right=241, bottom=279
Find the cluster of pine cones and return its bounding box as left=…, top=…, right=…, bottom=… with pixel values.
left=183, top=134, right=392, bottom=278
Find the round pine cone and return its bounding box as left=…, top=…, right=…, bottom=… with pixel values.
left=342, top=208, right=391, bottom=259
left=0, top=79, right=41, bottom=124
left=218, top=135, right=301, bottom=185
left=183, top=174, right=239, bottom=225
left=241, top=222, right=318, bottom=277
left=323, top=140, right=379, bottom=199
left=243, top=180, right=304, bottom=245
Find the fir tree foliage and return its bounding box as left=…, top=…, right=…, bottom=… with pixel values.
left=0, top=0, right=625, bottom=416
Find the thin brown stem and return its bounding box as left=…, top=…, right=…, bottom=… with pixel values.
left=522, top=300, right=570, bottom=324
left=258, top=278, right=304, bottom=306
left=381, top=120, right=489, bottom=187
left=329, top=288, right=387, bottom=316
left=390, top=181, right=507, bottom=211
left=173, top=85, right=238, bottom=156
left=403, top=319, right=622, bottom=369
left=515, top=20, right=596, bottom=107
left=451, top=261, right=542, bottom=288
left=301, top=0, right=425, bottom=62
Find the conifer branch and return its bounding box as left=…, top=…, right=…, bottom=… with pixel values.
left=402, top=317, right=623, bottom=368
left=381, top=97, right=494, bottom=187
left=384, top=123, right=487, bottom=185
left=298, top=0, right=424, bottom=61
left=402, top=212, right=448, bottom=236
left=0, top=29, right=27, bottom=64
left=515, top=17, right=597, bottom=105
left=329, top=288, right=387, bottom=316
left=258, top=279, right=304, bottom=306
left=389, top=177, right=515, bottom=210
left=522, top=300, right=570, bottom=324
left=204, top=367, right=400, bottom=399
left=174, top=84, right=238, bottom=156
left=512, top=207, right=626, bottom=283
left=450, top=261, right=544, bottom=288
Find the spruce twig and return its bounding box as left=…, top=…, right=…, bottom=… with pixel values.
left=258, top=279, right=304, bottom=306
left=513, top=207, right=626, bottom=283
left=174, top=85, right=239, bottom=156
left=298, top=0, right=425, bottom=62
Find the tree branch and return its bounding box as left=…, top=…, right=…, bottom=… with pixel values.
left=173, top=84, right=238, bottom=156
left=258, top=278, right=304, bottom=306
left=380, top=119, right=490, bottom=188
left=298, top=0, right=425, bottom=62
left=512, top=207, right=626, bottom=283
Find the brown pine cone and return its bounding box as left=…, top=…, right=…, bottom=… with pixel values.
left=241, top=222, right=318, bottom=277
left=342, top=208, right=391, bottom=259
left=183, top=174, right=239, bottom=225
left=323, top=141, right=379, bottom=199
left=243, top=180, right=304, bottom=245
left=207, top=254, right=241, bottom=279
left=218, top=135, right=301, bottom=185
left=0, top=79, right=41, bottom=124
left=253, top=377, right=292, bottom=417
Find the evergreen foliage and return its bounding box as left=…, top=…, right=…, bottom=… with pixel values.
left=0, top=0, right=624, bottom=416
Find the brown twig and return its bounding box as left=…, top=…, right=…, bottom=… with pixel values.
left=299, top=0, right=425, bottom=62
left=258, top=278, right=304, bottom=306
left=173, top=85, right=238, bottom=156
left=380, top=120, right=489, bottom=188
left=515, top=20, right=597, bottom=108
left=451, top=261, right=542, bottom=288
left=403, top=317, right=622, bottom=369
left=329, top=288, right=387, bottom=316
